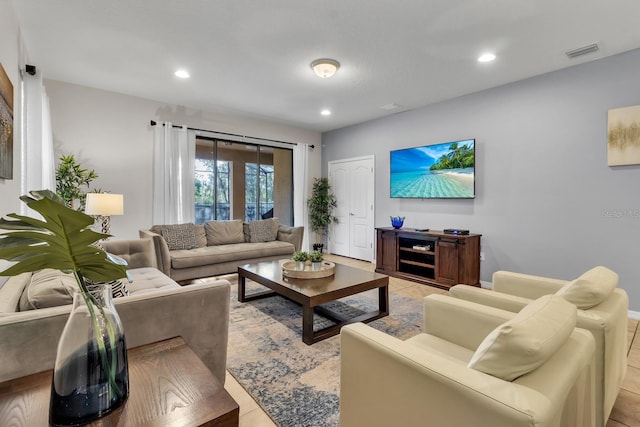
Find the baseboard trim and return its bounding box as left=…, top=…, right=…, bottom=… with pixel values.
left=628, top=310, right=640, bottom=320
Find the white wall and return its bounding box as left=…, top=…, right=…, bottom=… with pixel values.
left=45, top=80, right=322, bottom=239
left=323, top=48, right=640, bottom=310
left=0, top=0, right=26, bottom=213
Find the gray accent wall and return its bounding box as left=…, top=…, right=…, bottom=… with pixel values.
left=322, top=48, right=640, bottom=311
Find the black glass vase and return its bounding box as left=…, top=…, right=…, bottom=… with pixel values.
left=49, top=285, right=129, bottom=426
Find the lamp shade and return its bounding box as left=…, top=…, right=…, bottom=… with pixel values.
left=85, top=193, right=124, bottom=216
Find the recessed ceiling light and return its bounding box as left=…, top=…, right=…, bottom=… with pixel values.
left=174, top=69, right=190, bottom=79
left=477, top=53, right=496, bottom=63
left=321, top=109, right=331, bottom=116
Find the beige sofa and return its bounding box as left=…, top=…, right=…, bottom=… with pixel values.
left=140, top=219, right=303, bottom=282
left=340, top=294, right=596, bottom=427
left=449, top=267, right=628, bottom=427
left=0, top=238, right=231, bottom=385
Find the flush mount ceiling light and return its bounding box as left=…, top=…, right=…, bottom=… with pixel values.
left=311, top=59, right=340, bottom=78
left=477, top=53, right=496, bottom=63
left=321, top=109, right=332, bottom=116
left=174, top=69, right=190, bottom=79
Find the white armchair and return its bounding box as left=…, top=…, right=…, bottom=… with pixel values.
left=449, top=266, right=628, bottom=426
left=340, top=294, right=596, bottom=427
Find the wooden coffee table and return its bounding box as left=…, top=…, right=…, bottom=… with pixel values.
left=238, top=260, right=389, bottom=344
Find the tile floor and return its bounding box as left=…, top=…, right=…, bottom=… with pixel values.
left=219, top=254, right=640, bottom=427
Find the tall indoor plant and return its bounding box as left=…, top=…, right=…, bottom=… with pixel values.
left=55, top=154, right=99, bottom=210
left=307, top=177, right=338, bottom=252
left=0, top=190, right=129, bottom=426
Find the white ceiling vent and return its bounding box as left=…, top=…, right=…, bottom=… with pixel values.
left=565, top=43, right=599, bottom=59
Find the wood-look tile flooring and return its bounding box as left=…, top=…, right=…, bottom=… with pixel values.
left=216, top=254, right=640, bottom=427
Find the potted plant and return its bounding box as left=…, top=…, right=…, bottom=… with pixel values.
left=55, top=154, right=99, bottom=210
left=307, top=177, right=338, bottom=253
left=309, top=250, right=323, bottom=270
left=0, top=190, right=129, bottom=426
left=292, top=250, right=309, bottom=270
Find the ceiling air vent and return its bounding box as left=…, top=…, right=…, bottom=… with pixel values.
left=565, top=43, right=599, bottom=59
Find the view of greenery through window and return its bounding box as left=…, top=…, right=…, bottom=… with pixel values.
left=245, top=163, right=274, bottom=222
left=195, top=159, right=230, bottom=222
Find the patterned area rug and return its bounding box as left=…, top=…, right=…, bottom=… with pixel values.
left=225, top=276, right=424, bottom=427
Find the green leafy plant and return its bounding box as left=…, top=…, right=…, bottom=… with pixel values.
left=56, top=154, right=99, bottom=210
left=0, top=189, right=128, bottom=397
left=292, top=251, right=309, bottom=262
left=307, top=177, right=338, bottom=245
left=309, top=250, right=323, bottom=263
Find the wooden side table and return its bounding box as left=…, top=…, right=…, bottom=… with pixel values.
left=0, top=337, right=239, bottom=426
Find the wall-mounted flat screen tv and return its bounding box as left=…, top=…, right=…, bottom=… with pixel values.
left=390, top=139, right=475, bottom=199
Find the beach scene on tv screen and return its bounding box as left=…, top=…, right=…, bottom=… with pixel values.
left=390, top=139, right=475, bottom=198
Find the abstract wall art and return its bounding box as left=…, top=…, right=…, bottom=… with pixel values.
left=0, top=62, right=13, bottom=179
left=608, top=104, right=640, bottom=166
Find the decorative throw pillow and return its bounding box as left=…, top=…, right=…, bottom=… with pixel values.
left=160, top=223, right=197, bottom=250
left=204, top=220, right=245, bottom=245
left=19, top=269, right=78, bottom=310
left=85, top=279, right=130, bottom=299
left=556, top=266, right=618, bottom=309
left=468, top=294, right=576, bottom=381
left=245, top=219, right=279, bottom=243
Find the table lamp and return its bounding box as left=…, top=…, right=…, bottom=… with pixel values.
left=85, top=193, right=124, bottom=235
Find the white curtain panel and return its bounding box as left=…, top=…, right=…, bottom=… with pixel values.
left=20, top=71, right=55, bottom=214
left=293, top=143, right=310, bottom=252
left=152, top=122, right=195, bottom=225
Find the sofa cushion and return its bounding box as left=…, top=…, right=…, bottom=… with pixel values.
left=194, top=224, right=207, bottom=248
left=170, top=241, right=294, bottom=269
left=125, top=267, right=180, bottom=293
left=205, top=220, right=245, bottom=245
left=244, top=219, right=279, bottom=243
left=468, top=294, right=576, bottom=381
left=160, top=223, right=197, bottom=250
left=556, top=266, right=618, bottom=309
left=19, top=269, right=78, bottom=311
left=0, top=273, right=32, bottom=314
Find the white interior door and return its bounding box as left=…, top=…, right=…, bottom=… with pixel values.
left=328, top=156, right=375, bottom=262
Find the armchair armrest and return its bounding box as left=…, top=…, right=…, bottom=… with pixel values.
left=422, top=294, right=513, bottom=351
left=449, top=284, right=530, bottom=313
left=139, top=229, right=171, bottom=276
left=493, top=270, right=567, bottom=299
left=102, top=238, right=157, bottom=269
left=277, top=225, right=304, bottom=251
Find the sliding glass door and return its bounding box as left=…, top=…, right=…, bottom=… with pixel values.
left=194, top=138, right=293, bottom=225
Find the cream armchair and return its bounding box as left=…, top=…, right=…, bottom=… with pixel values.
left=449, top=267, right=628, bottom=426
left=340, top=294, right=596, bottom=427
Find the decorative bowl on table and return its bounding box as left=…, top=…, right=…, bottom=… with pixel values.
left=390, top=216, right=405, bottom=229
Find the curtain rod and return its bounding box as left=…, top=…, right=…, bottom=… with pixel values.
left=149, top=120, right=314, bottom=149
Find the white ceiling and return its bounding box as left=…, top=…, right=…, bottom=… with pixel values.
left=11, top=0, right=640, bottom=133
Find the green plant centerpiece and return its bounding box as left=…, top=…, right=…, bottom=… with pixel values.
left=292, top=250, right=309, bottom=270
left=309, top=250, right=323, bottom=263
left=307, top=177, right=338, bottom=252
left=0, top=190, right=129, bottom=426
left=309, top=250, right=324, bottom=271
left=55, top=154, right=99, bottom=210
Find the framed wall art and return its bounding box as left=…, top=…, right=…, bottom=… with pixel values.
left=608, top=104, right=640, bottom=166
left=0, top=62, right=13, bottom=179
